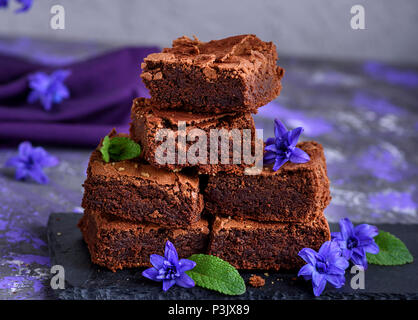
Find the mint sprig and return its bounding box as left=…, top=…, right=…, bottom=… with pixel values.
left=186, top=254, right=246, bottom=296
left=100, top=135, right=141, bottom=163
left=366, top=231, right=413, bottom=266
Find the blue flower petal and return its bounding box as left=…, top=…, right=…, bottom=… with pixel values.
left=298, top=248, right=319, bottom=265
left=263, top=151, right=276, bottom=164
left=325, top=274, right=345, bottom=288
left=362, top=241, right=379, bottom=255
left=18, top=141, right=33, bottom=157
left=312, top=271, right=326, bottom=292
left=318, top=240, right=333, bottom=257
left=178, top=259, right=196, bottom=273
left=265, top=137, right=275, bottom=146
left=164, top=240, right=179, bottom=265
left=339, top=218, right=355, bottom=240
left=150, top=254, right=165, bottom=269
left=354, top=224, right=379, bottom=240
left=142, top=267, right=161, bottom=281
left=287, top=127, right=303, bottom=148
left=264, top=144, right=278, bottom=153
left=289, top=147, right=310, bottom=164
left=175, top=273, right=195, bottom=288
left=162, top=279, right=176, bottom=292
left=272, top=156, right=288, bottom=171
left=297, top=264, right=314, bottom=278
left=28, top=165, right=49, bottom=184
left=274, top=119, right=288, bottom=138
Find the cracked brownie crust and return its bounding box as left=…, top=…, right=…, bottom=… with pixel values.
left=81, top=135, right=204, bottom=227
left=141, top=34, right=284, bottom=114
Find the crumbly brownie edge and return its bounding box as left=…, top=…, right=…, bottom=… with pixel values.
left=78, top=210, right=210, bottom=272
left=207, top=215, right=330, bottom=271
left=129, top=98, right=257, bottom=174
left=204, top=141, right=331, bottom=222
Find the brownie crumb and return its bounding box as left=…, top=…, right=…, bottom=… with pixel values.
left=248, top=275, right=265, bottom=288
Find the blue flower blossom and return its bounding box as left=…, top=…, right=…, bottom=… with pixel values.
left=27, top=69, right=71, bottom=111
left=331, top=218, right=379, bottom=270
left=264, top=119, right=310, bottom=171
left=0, top=0, right=8, bottom=8
left=0, top=0, right=33, bottom=12
left=15, top=0, right=32, bottom=12
left=142, top=240, right=196, bottom=291
left=298, top=241, right=349, bottom=297
left=5, top=141, right=59, bottom=185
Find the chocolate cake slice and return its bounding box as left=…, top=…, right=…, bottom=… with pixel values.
left=204, top=141, right=331, bottom=222
left=208, top=215, right=331, bottom=271
left=140, top=34, right=284, bottom=114
left=82, top=137, right=204, bottom=227
left=78, top=209, right=210, bottom=272
left=130, top=97, right=257, bottom=175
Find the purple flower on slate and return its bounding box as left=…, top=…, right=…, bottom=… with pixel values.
left=142, top=240, right=196, bottom=292
left=331, top=218, right=379, bottom=270
left=5, top=141, right=59, bottom=185
left=298, top=241, right=349, bottom=297
left=264, top=119, right=310, bottom=171
left=27, top=69, right=71, bottom=111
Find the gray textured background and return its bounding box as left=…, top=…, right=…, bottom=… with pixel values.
left=1, top=0, right=418, bottom=64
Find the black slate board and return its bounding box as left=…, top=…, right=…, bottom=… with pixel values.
left=47, top=213, right=418, bottom=300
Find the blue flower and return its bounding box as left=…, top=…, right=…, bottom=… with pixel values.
left=0, top=0, right=8, bottom=9
left=263, top=119, right=310, bottom=171
left=5, top=141, right=59, bottom=185
left=331, top=218, right=379, bottom=270
left=142, top=240, right=196, bottom=291
left=15, top=0, right=32, bottom=13
left=0, top=0, right=33, bottom=12
left=298, top=241, right=349, bottom=297
left=27, top=69, right=71, bottom=111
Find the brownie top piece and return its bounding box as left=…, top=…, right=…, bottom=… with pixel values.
left=91, top=130, right=199, bottom=189
left=89, top=148, right=199, bottom=189
left=143, top=34, right=278, bottom=74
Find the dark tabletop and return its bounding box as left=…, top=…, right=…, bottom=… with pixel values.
left=0, top=38, right=417, bottom=300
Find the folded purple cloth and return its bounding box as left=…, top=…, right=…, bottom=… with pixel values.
left=0, top=46, right=159, bottom=147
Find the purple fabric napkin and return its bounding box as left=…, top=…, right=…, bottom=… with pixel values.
left=0, top=46, right=159, bottom=147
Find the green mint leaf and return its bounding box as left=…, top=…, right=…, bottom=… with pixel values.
left=366, top=230, right=413, bottom=266
left=108, top=137, right=141, bottom=161
left=100, top=135, right=111, bottom=163
left=186, top=254, right=246, bottom=296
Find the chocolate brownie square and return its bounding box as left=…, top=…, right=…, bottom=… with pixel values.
left=140, top=34, right=284, bottom=114
left=208, top=215, right=330, bottom=271
left=78, top=209, right=210, bottom=272
left=130, top=97, right=258, bottom=175
left=204, top=141, right=331, bottom=222
left=81, top=134, right=204, bottom=227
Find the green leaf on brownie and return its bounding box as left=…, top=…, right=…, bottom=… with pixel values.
left=185, top=254, right=246, bottom=296
left=100, top=135, right=141, bottom=163
left=366, top=231, right=413, bottom=266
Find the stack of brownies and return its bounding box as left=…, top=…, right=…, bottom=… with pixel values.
left=79, top=34, right=331, bottom=272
